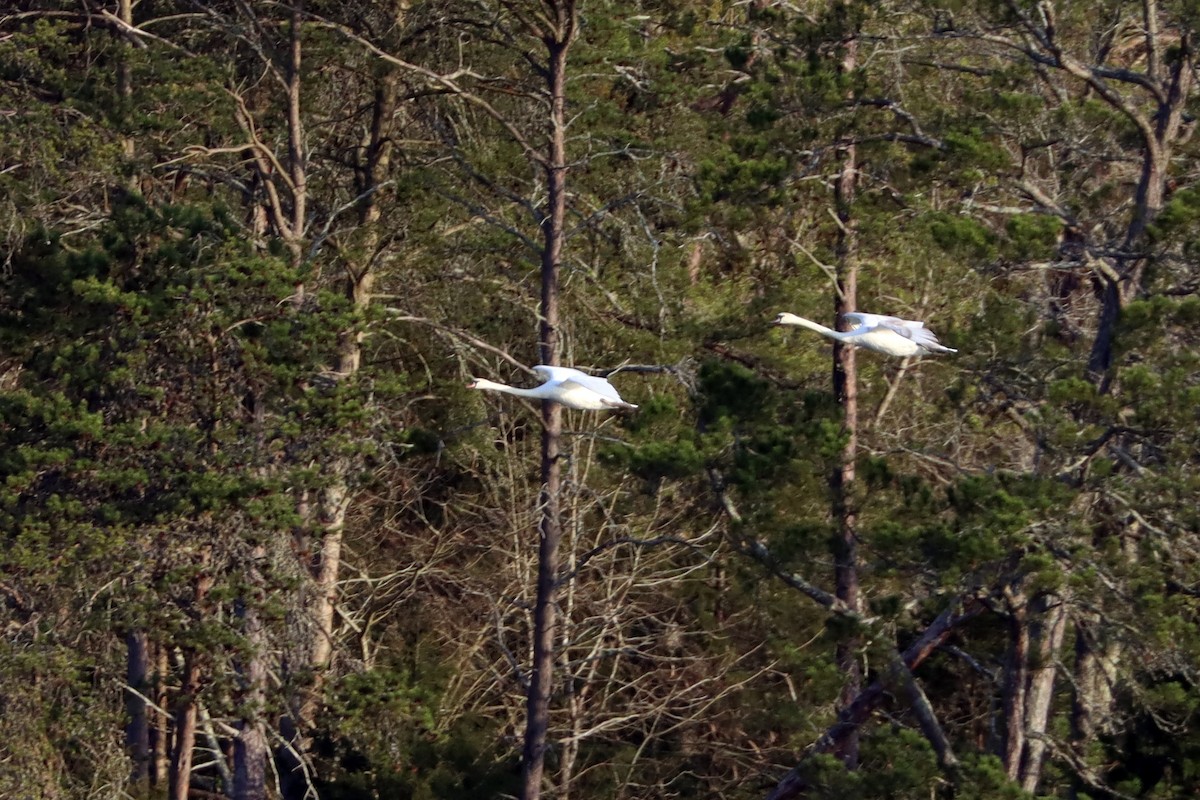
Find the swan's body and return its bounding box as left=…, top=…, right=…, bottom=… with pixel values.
left=774, top=312, right=956, bottom=357
left=468, top=365, right=638, bottom=411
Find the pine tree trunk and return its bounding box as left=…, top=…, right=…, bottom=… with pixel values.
left=830, top=33, right=861, bottom=771
left=1069, top=613, right=1121, bottom=791
left=116, top=6, right=152, bottom=788
left=153, top=642, right=170, bottom=788
left=125, top=630, right=151, bottom=790
left=306, top=64, right=396, bottom=701
left=169, top=651, right=202, bottom=800
left=520, top=22, right=575, bottom=798
left=1000, top=586, right=1029, bottom=781
left=233, top=563, right=269, bottom=800
left=115, top=0, right=134, bottom=166
left=1019, top=595, right=1068, bottom=793
left=276, top=63, right=397, bottom=800
left=1085, top=28, right=1192, bottom=381
left=169, top=547, right=212, bottom=800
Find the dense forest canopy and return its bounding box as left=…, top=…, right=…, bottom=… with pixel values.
left=1, top=1, right=1199, bottom=799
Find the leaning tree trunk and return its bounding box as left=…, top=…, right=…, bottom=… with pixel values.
left=970, top=14, right=1194, bottom=784
left=304, top=67, right=397, bottom=696
left=1069, top=609, right=1122, bottom=800
left=520, top=9, right=577, bottom=797
left=766, top=597, right=984, bottom=800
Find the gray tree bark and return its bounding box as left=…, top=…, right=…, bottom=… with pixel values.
left=1019, top=595, right=1069, bottom=793
left=233, top=571, right=269, bottom=800
left=830, top=45, right=861, bottom=763
left=124, top=630, right=151, bottom=789
left=520, top=7, right=578, bottom=796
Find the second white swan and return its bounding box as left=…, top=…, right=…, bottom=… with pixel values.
left=468, top=365, right=638, bottom=411
left=774, top=312, right=957, bottom=357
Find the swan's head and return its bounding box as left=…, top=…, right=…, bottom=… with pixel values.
left=466, top=378, right=481, bottom=389
left=773, top=312, right=804, bottom=326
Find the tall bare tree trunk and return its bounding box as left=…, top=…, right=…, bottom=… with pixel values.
left=284, top=1, right=308, bottom=294
left=999, top=586, right=1068, bottom=789
left=169, top=545, right=213, bottom=800
left=233, top=566, right=269, bottom=800
left=1019, top=595, right=1068, bottom=793
left=153, top=642, right=170, bottom=787
left=278, top=65, right=398, bottom=800
left=1071, top=18, right=1190, bottom=755
left=114, top=3, right=154, bottom=789
left=114, top=0, right=135, bottom=168
left=169, top=651, right=202, bottom=800
left=1069, top=612, right=1122, bottom=798
left=521, top=11, right=576, bottom=796
left=829, top=33, right=861, bottom=771
left=1000, top=585, right=1029, bottom=781
left=125, top=630, right=151, bottom=790
left=305, top=69, right=396, bottom=687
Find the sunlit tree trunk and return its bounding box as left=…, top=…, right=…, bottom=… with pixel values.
left=1019, top=595, right=1068, bottom=792
left=521, top=8, right=577, bottom=796
left=169, top=553, right=212, bottom=800
left=830, top=32, right=861, bottom=771
left=305, top=69, right=397, bottom=698
left=233, top=573, right=269, bottom=800
left=280, top=60, right=399, bottom=800
left=153, top=642, right=170, bottom=787
left=997, top=587, right=1068, bottom=790
left=115, top=0, right=134, bottom=167
left=169, top=652, right=201, bottom=800
left=999, top=585, right=1029, bottom=781
left=1069, top=611, right=1121, bottom=798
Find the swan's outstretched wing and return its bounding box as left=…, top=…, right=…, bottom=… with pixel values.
left=533, top=365, right=583, bottom=384
left=533, top=365, right=624, bottom=402
left=566, top=374, right=625, bottom=403
left=842, top=312, right=887, bottom=331
left=843, top=312, right=924, bottom=331
left=843, top=313, right=955, bottom=353
left=559, top=380, right=637, bottom=409
left=876, top=319, right=955, bottom=352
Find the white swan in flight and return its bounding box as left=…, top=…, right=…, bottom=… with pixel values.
left=468, top=365, right=638, bottom=411
left=774, top=312, right=957, bottom=357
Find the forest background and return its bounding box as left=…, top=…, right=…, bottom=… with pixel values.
left=2, top=1, right=1200, bottom=799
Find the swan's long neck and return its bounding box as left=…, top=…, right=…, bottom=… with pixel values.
left=472, top=379, right=545, bottom=399
left=781, top=315, right=845, bottom=340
